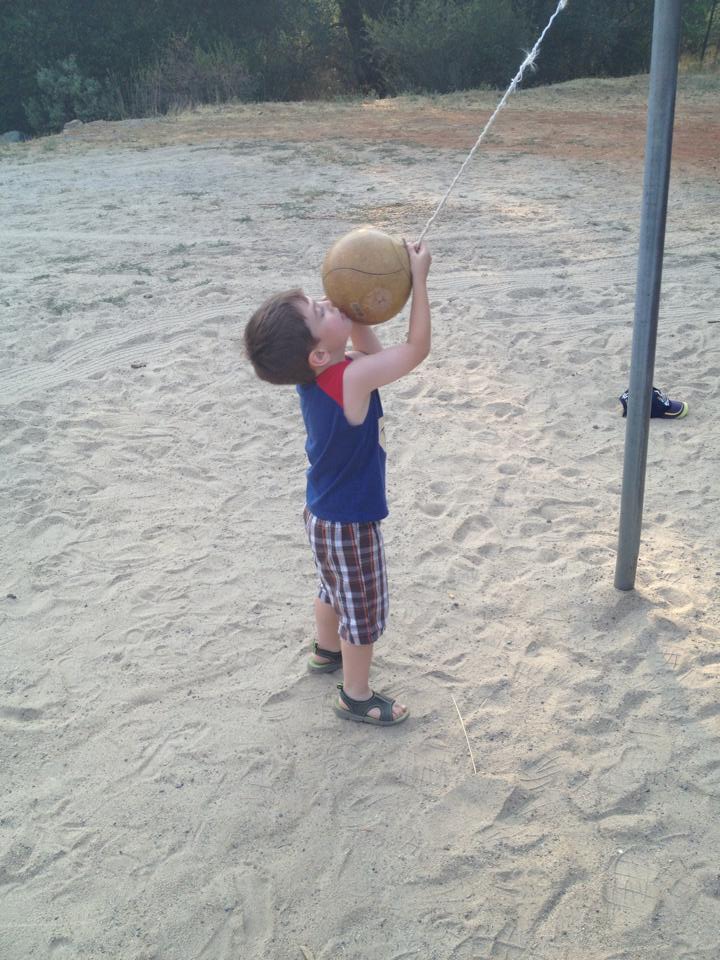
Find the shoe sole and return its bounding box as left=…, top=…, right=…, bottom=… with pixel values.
left=307, top=659, right=342, bottom=674
left=663, top=401, right=688, bottom=419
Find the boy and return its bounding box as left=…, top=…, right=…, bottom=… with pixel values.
left=244, top=240, right=432, bottom=726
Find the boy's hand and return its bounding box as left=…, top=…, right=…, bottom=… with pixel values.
left=349, top=318, right=383, bottom=356
left=405, top=240, right=431, bottom=283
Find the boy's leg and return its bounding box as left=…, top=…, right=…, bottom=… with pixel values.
left=310, top=597, right=341, bottom=664
left=339, top=641, right=407, bottom=721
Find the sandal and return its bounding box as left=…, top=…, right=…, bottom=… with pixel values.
left=333, top=682, right=409, bottom=726
left=307, top=642, right=342, bottom=674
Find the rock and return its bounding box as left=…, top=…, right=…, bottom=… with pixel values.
left=0, top=130, right=25, bottom=143
left=63, top=119, right=84, bottom=132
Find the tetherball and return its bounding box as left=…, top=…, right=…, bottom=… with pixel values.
left=321, top=227, right=411, bottom=325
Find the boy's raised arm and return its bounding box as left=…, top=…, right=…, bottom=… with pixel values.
left=349, top=321, right=383, bottom=356
left=344, top=241, right=432, bottom=398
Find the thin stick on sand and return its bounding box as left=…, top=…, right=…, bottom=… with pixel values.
left=451, top=695, right=478, bottom=775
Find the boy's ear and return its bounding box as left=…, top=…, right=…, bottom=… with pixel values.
left=308, top=346, right=329, bottom=371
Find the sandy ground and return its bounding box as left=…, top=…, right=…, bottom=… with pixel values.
left=1, top=74, right=719, bottom=959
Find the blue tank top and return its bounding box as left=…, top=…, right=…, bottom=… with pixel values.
left=297, top=358, right=388, bottom=523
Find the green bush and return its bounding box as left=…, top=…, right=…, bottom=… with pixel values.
left=23, top=54, right=119, bottom=134
left=123, top=35, right=254, bottom=116
left=511, top=0, right=654, bottom=83
left=682, top=0, right=720, bottom=63
left=365, top=0, right=529, bottom=94
left=246, top=1, right=353, bottom=100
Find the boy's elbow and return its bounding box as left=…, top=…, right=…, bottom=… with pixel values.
left=400, top=339, right=430, bottom=372
left=415, top=342, right=431, bottom=365
left=406, top=351, right=428, bottom=375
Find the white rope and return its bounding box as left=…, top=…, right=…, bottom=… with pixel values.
left=418, top=0, right=570, bottom=243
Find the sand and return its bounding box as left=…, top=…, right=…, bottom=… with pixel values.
left=1, top=74, right=719, bottom=959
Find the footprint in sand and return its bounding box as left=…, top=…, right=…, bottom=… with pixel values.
left=452, top=514, right=493, bottom=544
left=571, top=720, right=673, bottom=818
left=484, top=401, right=525, bottom=420
left=418, top=499, right=446, bottom=517
left=448, top=919, right=527, bottom=960
left=605, top=848, right=661, bottom=927
left=192, top=865, right=274, bottom=956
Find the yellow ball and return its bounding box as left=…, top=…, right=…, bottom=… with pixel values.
left=321, top=227, right=411, bottom=325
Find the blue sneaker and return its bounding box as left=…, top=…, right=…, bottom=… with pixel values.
left=619, top=386, right=688, bottom=419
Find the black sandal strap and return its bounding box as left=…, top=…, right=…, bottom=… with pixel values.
left=337, top=684, right=394, bottom=722
left=313, top=643, right=341, bottom=661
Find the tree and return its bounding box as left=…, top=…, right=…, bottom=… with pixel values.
left=0, top=0, right=347, bottom=131
left=366, top=0, right=529, bottom=94
left=700, top=1, right=719, bottom=61
left=336, top=0, right=389, bottom=93
left=511, top=0, right=655, bottom=83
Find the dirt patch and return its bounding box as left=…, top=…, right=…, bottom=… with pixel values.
left=14, top=73, right=719, bottom=179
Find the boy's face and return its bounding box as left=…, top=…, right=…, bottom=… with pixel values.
left=300, top=295, right=352, bottom=356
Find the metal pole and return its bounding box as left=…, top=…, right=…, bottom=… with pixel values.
left=614, top=0, right=682, bottom=591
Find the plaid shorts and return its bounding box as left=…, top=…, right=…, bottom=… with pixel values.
left=304, top=507, right=389, bottom=645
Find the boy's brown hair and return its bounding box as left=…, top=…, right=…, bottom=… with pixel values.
left=244, top=289, right=318, bottom=385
